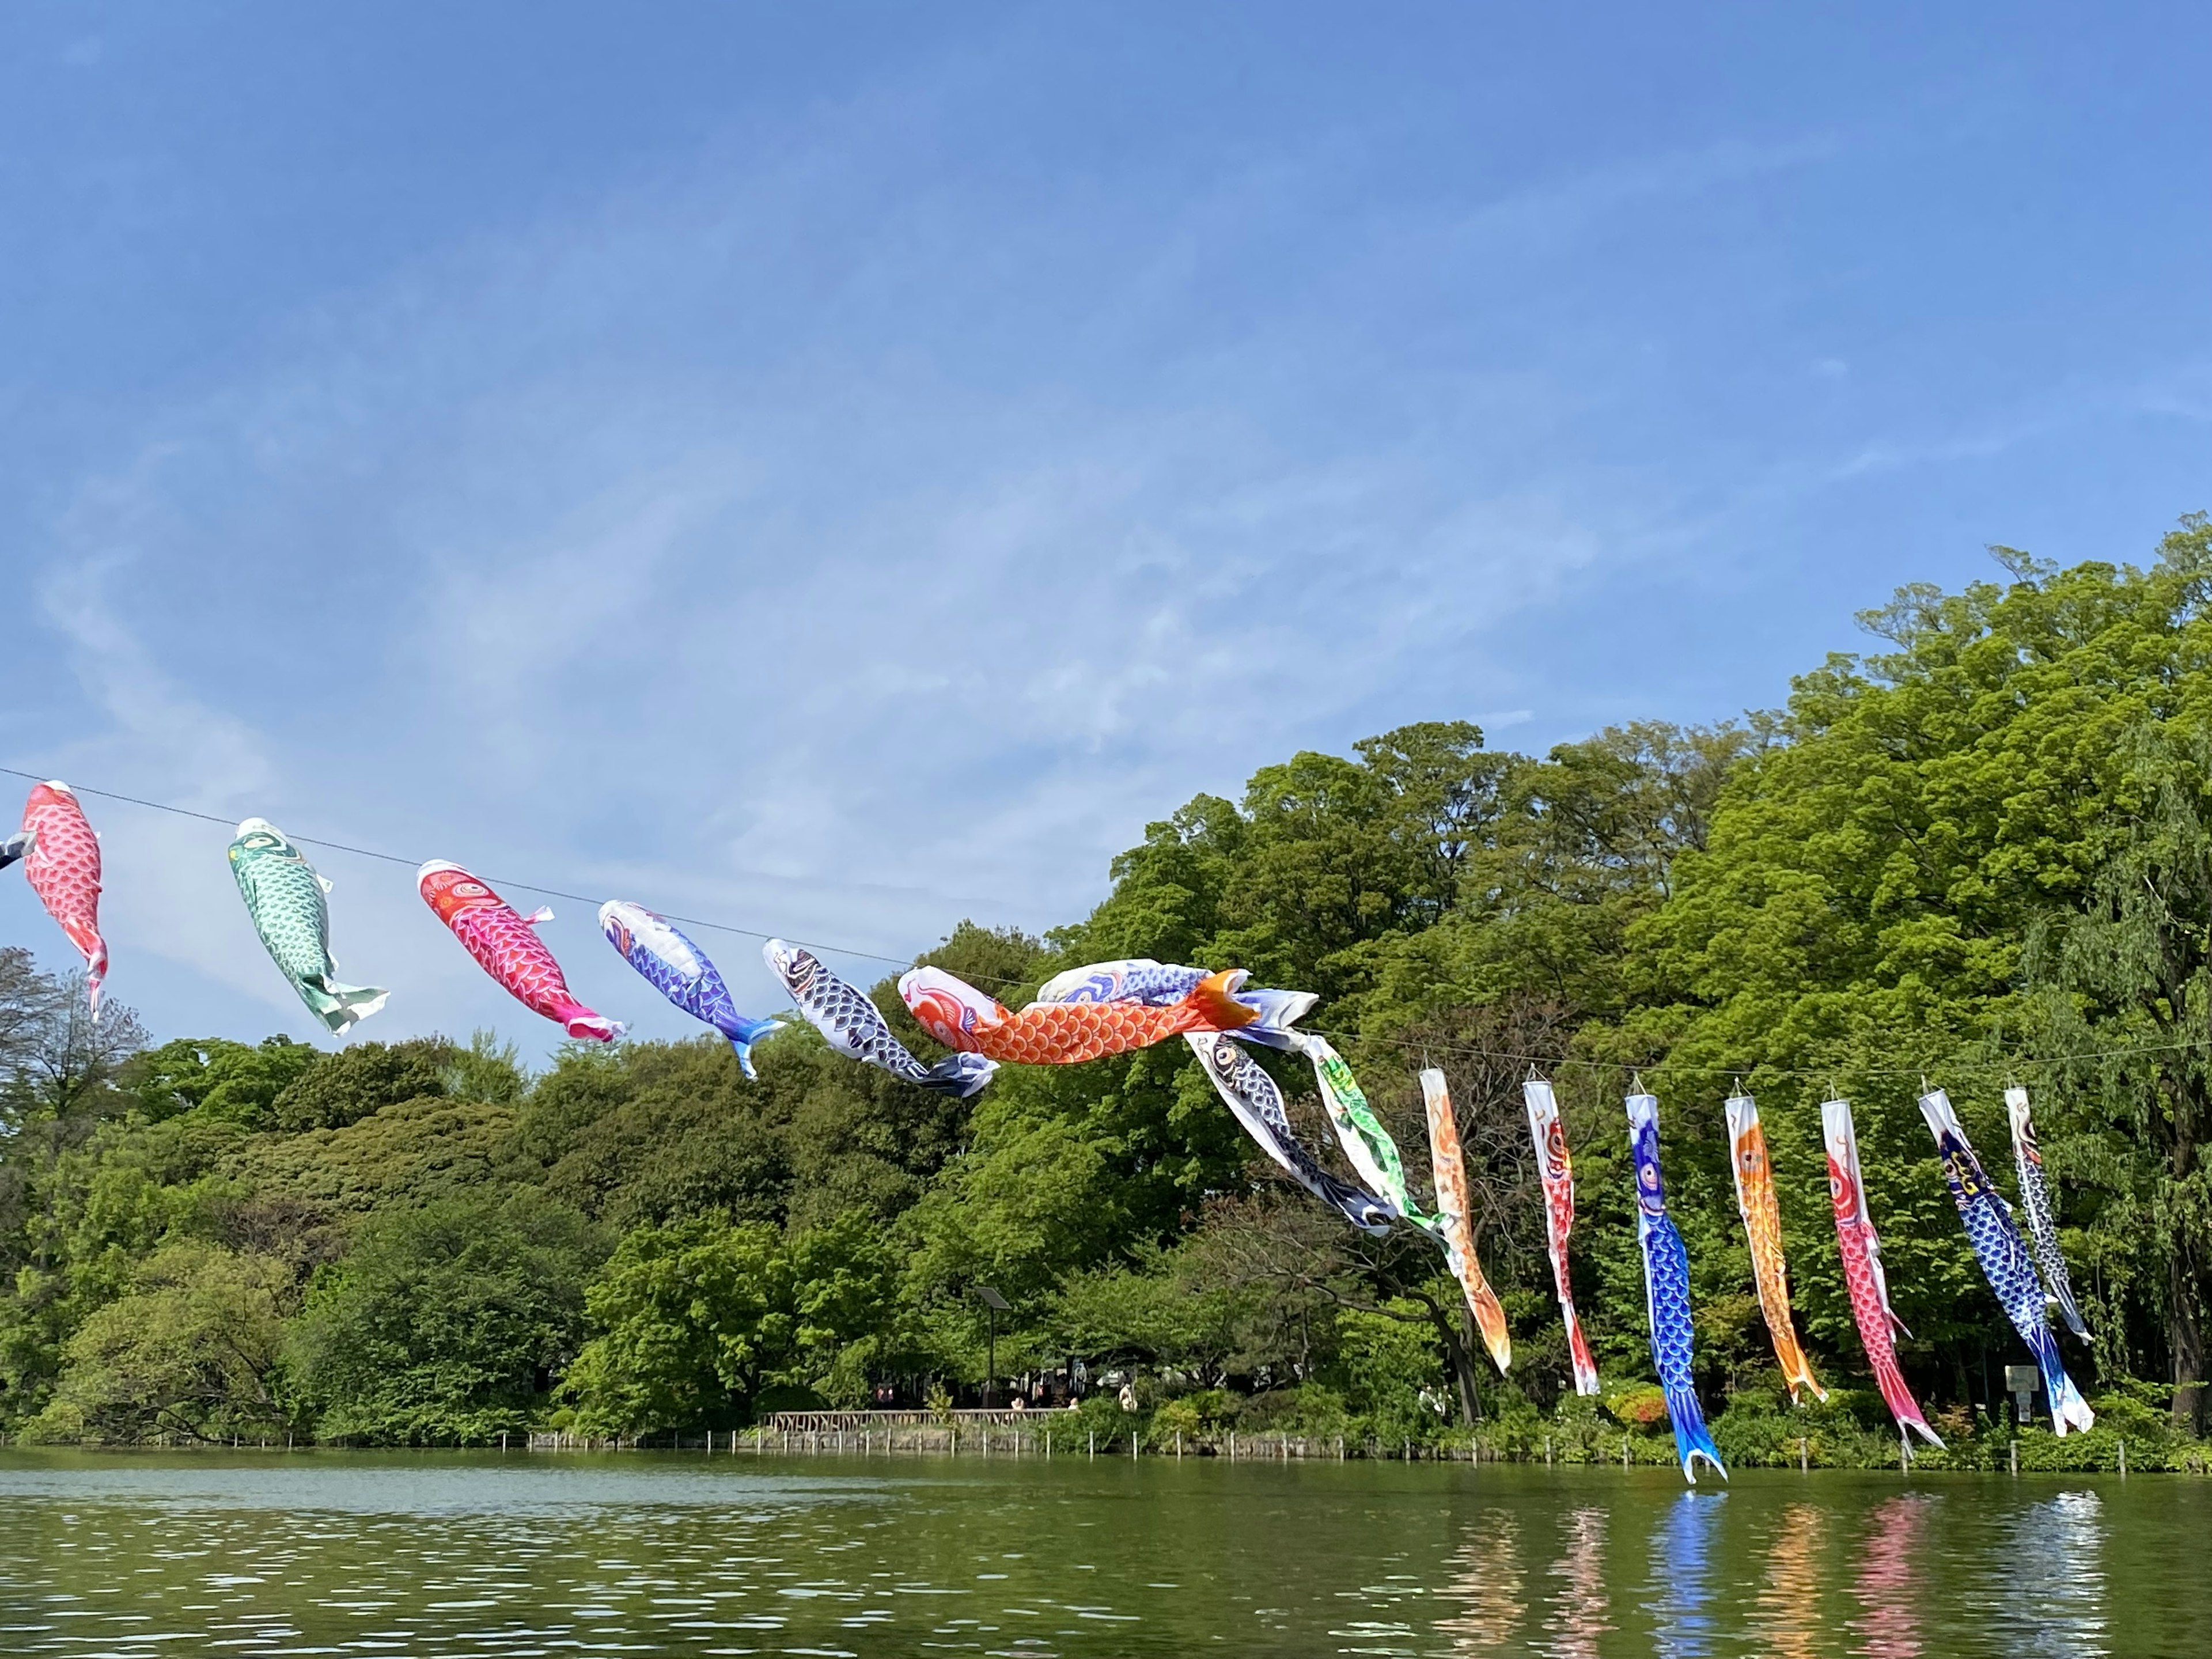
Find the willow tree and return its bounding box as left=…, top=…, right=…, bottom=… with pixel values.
left=2030, top=718, right=2212, bottom=1427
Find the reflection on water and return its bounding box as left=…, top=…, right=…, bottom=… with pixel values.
left=2006, top=1490, right=2107, bottom=1658
left=0, top=1455, right=2199, bottom=1657
left=1643, top=1490, right=1722, bottom=1657
left=1434, top=1510, right=1524, bottom=1651
left=1751, top=1501, right=1825, bottom=1659
left=1851, top=1491, right=1931, bottom=1658
left=1539, top=1507, right=1608, bottom=1659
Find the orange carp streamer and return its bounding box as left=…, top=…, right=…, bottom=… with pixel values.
left=899, top=964, right=1256, bottom=1064
left=1419, top=1067, right=1512, bottom=1374
left=1725, top=1093, right=1827, bottom=1403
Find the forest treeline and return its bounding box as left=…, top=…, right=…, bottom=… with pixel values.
left=5, top=517, right=2212, bottom=1467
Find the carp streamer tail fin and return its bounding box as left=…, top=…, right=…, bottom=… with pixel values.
left=563, top=1012, right=626, bottom=1043
left=1666, top=1387, right=1728, bottom=1484
left=919, top=1052, right=999, bottom=1098
left=1180, top=969, right=1260, bottom=1032
left=302, top=977, right=391, bottom=1037
left=725, top=1014, right=787, bottom=1081
left=0, top=831, right=25, bottom=871
left=2035, top=1337, right=2096, bottom=1435
left=1224, top=987, right=1318, bottom=1049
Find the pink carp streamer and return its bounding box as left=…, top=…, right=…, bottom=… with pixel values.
left=15, top=781, right=109, bottom=1015
left=1725, top=1093, right=1827, bottom=1404
left=1419, top=1068, right=1512, bottom=1374
left=1522, top=1077, right=1600, bottom=1395
left=418, top=861, right=622, bottom=1041
left=1822, top=1098, right=1942, bottom=1447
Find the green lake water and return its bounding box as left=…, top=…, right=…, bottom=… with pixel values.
left=0, top=1449, right=2203, bottom=1657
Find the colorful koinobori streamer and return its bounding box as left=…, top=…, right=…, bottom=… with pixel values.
left=1918, top=1087, right=2094, bottom=1435
left=229, top=819, right=388, bottom=1036
left=418, top=861, right=623, bottom=1042
left=13, top=781, right=108, bottom=1014
left=1035, top=958, right=1317, bottom=1049
left=763, top=941, right=997, bottom=1097
left=1185, top=1032, right=1393, bottom=1236
left=1418, top=1069, right=1512, bottom=1374
left=1723, top=1092, right=1826, bottom=1404
left=1822, top=1098, right=1942, bottom=1447
left=901, top=963, right=1259, bottom=1064
left=1626, top=1088, right=1726, bottom=1483
left=601, top=902, right=785, bottom=1079
left=1290, top=1033, right=1429, bottom=1225
left=2005, top=1085, right=2089, bottom=1340
left=1523, top=1077, right=1600, bottom=1396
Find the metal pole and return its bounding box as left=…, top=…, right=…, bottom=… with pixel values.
left=987, top=1305, right=996, bottom=1410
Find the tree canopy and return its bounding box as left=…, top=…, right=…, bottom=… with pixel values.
left=5, top=517, right=2211, bottom=1449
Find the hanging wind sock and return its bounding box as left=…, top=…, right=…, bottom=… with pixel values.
left=1626, top=1088, right=1726, bottom=1483
left=1036, top=958, right=1317, bottom=1048
left=763, top=940, right=996, bottom=1097
left=2005, top=1085, right=2089, bottom=1340
left=418, top=861, right=622, bottom=1042
left=1186, top=1033, right=1392, bottom=1236
left=1290, top=1033, right=1430, bottom=1224
left=1723, top=1092, right=1827, bottom=1404
left=1418, top=1069, right=1513, bottom=1374
left=602, top=902, right=784, bottom=1079
left=902, top=964, right=1257, bottom=1065
left=228, top=819, right=388, bottom=1036
left=16, top=782, right=107, bottom=1014
left=1821, top=1099, right=1942, bottom=1448
left=1523, top=1077, right=1600, bottom=1396
left=1918, top=1087, right=2094, bottom=1435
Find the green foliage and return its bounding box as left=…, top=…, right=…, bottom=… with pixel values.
left=29, top=1240, right=291, bottom=1444
left=125, top=1036, right=322, bottom=1127
left=287, top=1190, right=604, bottom=1445
left=560, top=1210, right=896, bottom=1433
left=7, top=521, right=2212, bottom=1453
left=268, top=1037, right=457, bottom=1131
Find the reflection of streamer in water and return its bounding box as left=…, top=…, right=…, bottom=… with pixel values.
left=2003, top=1490, right=2107, bottom=1658
left=1850, top=1494, right=1930, bottom=1658
left=1434, top=1510, right=1525, bottom=1652
left=1540, top=1507, right=1611, bottom=1659
left=1752, top=1503, right=1825, bottom=1659
left=1645, top=1491, right=1723, bottom=1658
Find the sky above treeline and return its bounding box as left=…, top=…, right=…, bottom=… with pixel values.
left=3, top=3, right=2207, bottom=1057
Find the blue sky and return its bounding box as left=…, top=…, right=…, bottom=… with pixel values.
left=3, top=3, right=2207, bottom=1059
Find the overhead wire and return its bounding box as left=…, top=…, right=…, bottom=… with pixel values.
left=6, top=762, right=2207, bottom=1085
left=0, top=762, right=993, bottom=984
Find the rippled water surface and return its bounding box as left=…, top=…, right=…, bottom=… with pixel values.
left=1, top=1449, right=2205, bottom=1656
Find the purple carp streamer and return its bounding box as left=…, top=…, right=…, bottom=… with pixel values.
left=2005, top=1086, right=2089, bottom=1340
left=1524, top=1078, right=1600, bottom=1396
left=1918, top=1088, right=2094, bottom=1435
left=1627, top=1089, right=1726, bottom=1483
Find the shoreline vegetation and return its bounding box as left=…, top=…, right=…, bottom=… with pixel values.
left=7, top=521, right=2212, bottom=1472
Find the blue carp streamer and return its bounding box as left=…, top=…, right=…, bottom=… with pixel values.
left=1919, top=1088, right=2094, bottom=1434
left=1627, top=1090, right=1727, bottom=1484
left=600, top=901, right=785, bottom=1078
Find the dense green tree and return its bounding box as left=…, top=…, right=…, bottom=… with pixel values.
left=562, top=1210, right=896, bottom=1433
left=30, top=1240, right=291, bottom=1444
left=287, top=1190, right=605, bottom=1444
left=124, top=1036, right=321, bottom=1127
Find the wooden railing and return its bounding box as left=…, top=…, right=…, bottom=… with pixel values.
left=763, top=1407, right=1072, bottom=1431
